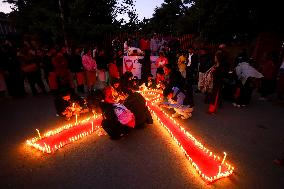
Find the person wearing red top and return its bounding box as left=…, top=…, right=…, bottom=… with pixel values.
left=139, top=36, right=150, bottom=52
left=155, top=51, right=168, bottom=72
left=108, top=59, right=120, bottom=82
left=53, top=48, right=73, bottom=90
left=82, top=49, right=97, bottom=92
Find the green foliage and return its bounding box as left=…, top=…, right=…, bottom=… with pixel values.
left=5, top=0, right=138, bottom=45
left=145, top=0, right=282, bottom=42
left=5, top=0, right=283, bottom=44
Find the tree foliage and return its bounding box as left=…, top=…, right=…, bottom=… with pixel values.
left=5, top=0, right=138, bottom=45
left=145, top=0, right=283, bottom=42
left=5, top=0, right=283, bottom=44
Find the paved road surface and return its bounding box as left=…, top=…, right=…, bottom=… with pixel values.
left=0, top=93, right=284, bottom=189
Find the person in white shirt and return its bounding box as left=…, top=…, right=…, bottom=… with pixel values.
left=233, top=56, right=263, bottom=107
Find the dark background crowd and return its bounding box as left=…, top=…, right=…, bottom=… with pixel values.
left=1, top=34, right=284, bottom=114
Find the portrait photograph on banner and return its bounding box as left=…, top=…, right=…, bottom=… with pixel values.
left=123, top=56, right=143, bottom=79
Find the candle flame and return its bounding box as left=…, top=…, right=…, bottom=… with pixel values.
left=36, top=129, right=41, bottom=139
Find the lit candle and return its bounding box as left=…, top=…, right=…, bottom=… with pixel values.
left=75, top=114, right=78, bottom=124
left=92, top=122, right=94, bottom=132
left=36, top=129, right=41, bottom=139
left=221, top=152, right=227, bottom=164
left=218, top=165, right=221, bottom=175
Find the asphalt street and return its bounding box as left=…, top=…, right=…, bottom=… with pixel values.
left=0, top=92, right=284, bottom=189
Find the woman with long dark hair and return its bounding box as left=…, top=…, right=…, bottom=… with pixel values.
left=208, top=51, right=226, bottom=114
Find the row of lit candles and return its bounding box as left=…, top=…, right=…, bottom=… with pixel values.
left=26, top=89, right=234, bottom=183
left=26, top=114, right=103, bottom=153
left=141, top=90, right=235, bottom=183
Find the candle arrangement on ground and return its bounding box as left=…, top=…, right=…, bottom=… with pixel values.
left=26, top=114, right=104, bottom=153
left=140, top=89, right=235, bottom=183
left=26, top=88, right=235, bottom=183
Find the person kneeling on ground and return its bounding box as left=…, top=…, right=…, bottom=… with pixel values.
left=160, top=87, right=193, bottom=119
left=123, top=84, right=153, bottom=128
left=54, top=88, right=85, bottom=120
left=99, top=87, right=135, bottom=140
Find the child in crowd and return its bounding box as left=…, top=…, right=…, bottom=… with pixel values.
left=160, top=87, right=193, bottom=119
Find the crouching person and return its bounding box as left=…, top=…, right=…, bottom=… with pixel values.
left=123, top=84, right=153, bottom=128
left=100, top=87, right=135, bottom=140
left=161, top=87, right=194, bottom=119
left=54, top=88, right=84, bottom=120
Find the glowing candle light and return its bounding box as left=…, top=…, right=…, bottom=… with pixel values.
left=138, top=90, right=235, bottom=183
left=27, top=90, right=234, bottom=183
left=36, top=129, right=41, bottom=139
left=221, top=152, right=227, bottom=165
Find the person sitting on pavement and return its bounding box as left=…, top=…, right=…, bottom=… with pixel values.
left=160, top=86, right=194, bottom=119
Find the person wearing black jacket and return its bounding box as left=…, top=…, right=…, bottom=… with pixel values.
left=164, top=64, right=185, bottom=90
left=100, top=101, right=131, bottom=139
left=164, top=63, right=194, bottom=107
left=69, top=48, right=85, bottom=94
left=98, top=87, right=134, bottom=140
left=123, top=85, right=153, bottom=128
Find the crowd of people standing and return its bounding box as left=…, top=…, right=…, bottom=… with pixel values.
left=1, top=35, right=284, bottom=122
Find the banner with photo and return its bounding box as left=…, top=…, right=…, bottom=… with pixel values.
left=123, top=56, right=143, bottom=79
left=123, top=56, right=159, bottom=79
